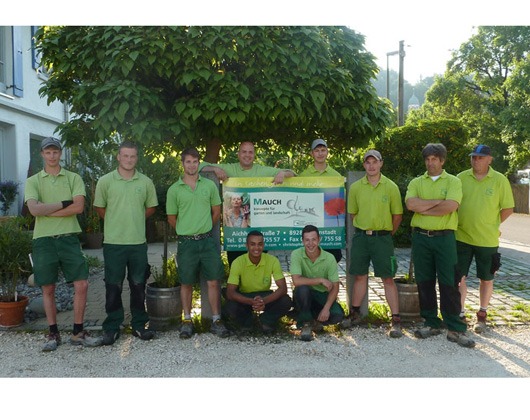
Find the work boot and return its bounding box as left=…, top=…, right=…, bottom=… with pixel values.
left=447, top=330, right=476, bottom=348
left=179, top=320, right=194, bottom=339
left=300, top=323, right=313, bottom=342
left=42, top=332, right=61, bottom=352
left=340, top=310, right=362, bottom=329
left=474, top=310, right=487, bottom=334
left=389, top=315, right=403, bottom=338
left=414, top=326, right=441, bottom=339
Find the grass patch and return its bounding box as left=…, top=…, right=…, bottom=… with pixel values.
left=366, top=302, right=391, bottom=324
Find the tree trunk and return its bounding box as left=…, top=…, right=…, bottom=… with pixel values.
left=204, top=137, right=222, bottom=164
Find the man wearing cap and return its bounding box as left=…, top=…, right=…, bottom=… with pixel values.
left=342, top=149, right=404, bottom=338
left=405, top=143, right=475, bottom=348
left=94, top=141, right=159, bottom=345
left=24, top=137, right=102, bottom=351
left=456, top=144, right=514, bottom=333
left=299, top=138, right=344, bottom=262
left=166, top=147, right=230, bottom=339
left=200, top=141, right=296, bottom=265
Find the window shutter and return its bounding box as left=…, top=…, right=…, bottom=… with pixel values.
left=12, top=26, right=23, bottom=97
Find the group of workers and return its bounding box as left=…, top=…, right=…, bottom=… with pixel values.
left=25, top=135, right=514, bottom=351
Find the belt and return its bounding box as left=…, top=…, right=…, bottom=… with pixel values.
left=50, top=233, right=75, bottom=239
left=178, top=231, right=212, bottom=241
left=414, top=228, right=453, bottom=237
left=357, top=229, right=391, bottom=236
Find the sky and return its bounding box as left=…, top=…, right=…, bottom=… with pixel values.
left=5, top=1, right=525, bottom=85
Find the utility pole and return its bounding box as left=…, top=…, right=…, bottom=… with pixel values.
left=398, top=40, right=405, bottom=126
left=386, top=50, right=399, bottom=100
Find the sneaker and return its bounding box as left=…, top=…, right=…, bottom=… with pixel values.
left=101, top=330, right=120, bottom=346
left=179, top=320, right=194, bottom=339
left=340, top=311, right=362, bottom=329
left=447, top=330, right=476, bottom=348
left=300, top=323, right=313, bottom=342
left=389, top=317, right=403, bottom=338
left=414, top=326, right=442, bottom=339
left=42, top=332, right=61, bottom=352
left=474, top=310, right=487, bottom=334
left=132, top=328, right=155, bottom=341
left=69, top=330, right=103, bottom=347
left=210, top=319, right=230, bottom=338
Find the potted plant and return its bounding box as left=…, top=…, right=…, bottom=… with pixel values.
left=394, top=253, right=421, bottom=321
left=146, top=252, right=182, bottom=331
left=0, top=180, right=19, bottom=217
left=0, top=217, right=33, bottom=327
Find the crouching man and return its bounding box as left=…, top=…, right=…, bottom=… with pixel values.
left=224, top=230, right=292, bottom=334
left=290, top=225, right=344, bottom=341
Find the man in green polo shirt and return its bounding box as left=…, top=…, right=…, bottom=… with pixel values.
left=94, top=141, right=159, bottom=345
left=224, top=230, right=292, bottom=333
left=342, top=149, right=403, bottom=338
left=299, top=138, right=344, bottom=263
left=405, top=143, right=475, bottom=348
left=166, top=147, right=229, bottom=339
left=290, top=224, right=344, bottom=341
left=200, top=141, right=297, bottom=265
left=25, top=137, right=101, bottom=351
left=456, top=144, right=514, bottom=333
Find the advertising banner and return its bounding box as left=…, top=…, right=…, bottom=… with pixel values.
left=222, top=177, right=345, bottom=250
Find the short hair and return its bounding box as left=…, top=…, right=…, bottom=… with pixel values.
left=118, top=141, right=138, bottom=153
left=301, top=224, right=320, bottom=239
left=422, top=143, right=447, bottom=161
left=181, top=147, right=201, bottom=162
left=246, top=230, right=263, bottom=243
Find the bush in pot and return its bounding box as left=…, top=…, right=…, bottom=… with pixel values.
left=0, top=180, right=20, bottom=216
left=0, top=217, right=33, bottom=327
left=146, top=254, right=182, bottom=330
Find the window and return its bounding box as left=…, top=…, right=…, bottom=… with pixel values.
left=0, top=27, right=7, bottom=93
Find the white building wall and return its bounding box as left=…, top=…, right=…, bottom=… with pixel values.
left=0, top=25, right=67, bottom=214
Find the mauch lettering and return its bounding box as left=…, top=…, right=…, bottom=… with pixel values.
left=254, top=198, right=282, bottom=205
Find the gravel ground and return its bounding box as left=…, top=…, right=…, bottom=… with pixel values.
left=1, top=325, right=530, bottom=378
left=2, top=325, right=528, bottom=418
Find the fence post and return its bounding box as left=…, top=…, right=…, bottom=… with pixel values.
left=345, top=171, right=368, bottom=316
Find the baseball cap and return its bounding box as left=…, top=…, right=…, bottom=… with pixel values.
left=363, top=149, right=382, bottom=161
left=41, top=137, right=62, bottom=151
left=311, top=138, right=328, bottom=150
left=469, top=144, right=491, bottom=157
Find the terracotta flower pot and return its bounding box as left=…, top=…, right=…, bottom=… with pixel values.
left=0, top=295, right=29, bottom=328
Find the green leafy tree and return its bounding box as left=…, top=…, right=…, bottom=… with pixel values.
left=415, top=26, right=530, bottom=175
left=36, top=26, right=393, bottom=160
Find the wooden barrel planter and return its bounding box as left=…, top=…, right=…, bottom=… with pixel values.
left=146, top=283, right=182, bottom=331
left=395, top=280, right=421, bottom=321
left=0, top=295, right=29, bottom=328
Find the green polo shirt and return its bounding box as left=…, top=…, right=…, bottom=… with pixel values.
left=299, top=165, right=342, bottom=177
left=166, top=175, right=221, bottom=236
left=94, top=169, right=158, bottom=245
left=405, top=170, right=462, bottom=231
left=227, top=252, right=284, bottom=293
left=24, top=168, right=85, bottom=239
left=347, top=174, right=403, bottom=231
left=290, top=246, right=339, bottom=293
left=456, top=167, right=514, bottom=247
left=199, top=161, right=281, bottom=177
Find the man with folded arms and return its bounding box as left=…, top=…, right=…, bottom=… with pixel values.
left=405, top=143, right=474, bottom=348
